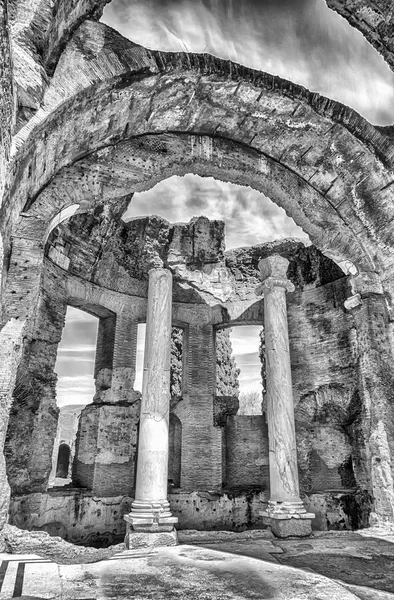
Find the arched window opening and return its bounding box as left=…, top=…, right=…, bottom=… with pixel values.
left=55, top=306, right=99, bottom=407
left=49, top=306, right=99, bottom=488
left=56, top=444, right=71, bottom=478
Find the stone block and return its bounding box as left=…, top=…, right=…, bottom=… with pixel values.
left=125, top=528, right=178, bottom=549
left=263, top=516, right=312, bottom=538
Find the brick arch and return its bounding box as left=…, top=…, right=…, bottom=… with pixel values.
left=4, top=126, right=389, bottom=328
left=8, top=131, right=385, bottom=272
left=5, top=20, right=394, bottom=273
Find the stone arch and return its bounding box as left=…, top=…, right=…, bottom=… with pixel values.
left=4, top=20, right=394, bottom=334
left=45, top=204, right=80, bottom=243
left=55, top=443, right=71, bottom=479
left=5, top=129, right=388, bottom=325
left=5, top=21, right=394, bottom=278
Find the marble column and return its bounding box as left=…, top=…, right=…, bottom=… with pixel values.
left=256, top=255, right=314, bottom=537
left=124, top=268, right=178, bottom=547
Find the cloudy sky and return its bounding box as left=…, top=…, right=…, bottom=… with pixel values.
left=55, top=0, right=394, bottom=408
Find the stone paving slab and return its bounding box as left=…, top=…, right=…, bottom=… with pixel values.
left=192, top=539, right=282, bottom=563
left=338, top=581, right=394, bottom=600
left=0, top=545, right=360, bottom=600
left=272, top=533, right=394, bottom=595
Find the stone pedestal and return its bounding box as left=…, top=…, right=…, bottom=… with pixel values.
left=256, top=255, right=314, bottom=537
left=125, top=268, right=178, bottom=547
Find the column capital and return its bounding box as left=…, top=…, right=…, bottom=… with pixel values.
left=256, top=254, right=295, bottom=295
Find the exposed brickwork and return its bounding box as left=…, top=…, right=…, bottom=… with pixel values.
left=177, top=318, right=222, bottom=491
left=348, top=294, right=394, bottom=523
left=225, top=416, right=269, bottom=490
left=73, top=404, right=139, bottom=497
left=94, top=315, right=115, bottom=378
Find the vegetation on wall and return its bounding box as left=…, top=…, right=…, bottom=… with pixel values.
left=215, top=329, right=240, bottom=398
left=170, top=327, right=184, bottom=399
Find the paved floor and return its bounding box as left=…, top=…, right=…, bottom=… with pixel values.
left=0, top=529, right=394, bottom=599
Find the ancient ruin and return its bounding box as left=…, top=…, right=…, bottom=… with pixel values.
left=1, top=0, right=394, bottom=575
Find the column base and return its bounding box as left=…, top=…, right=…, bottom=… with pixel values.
left=124, top=499, right=178, bottom=548
left=125, top=526, right=178, bottom=549
left=260, top=501, right=314, bottom=538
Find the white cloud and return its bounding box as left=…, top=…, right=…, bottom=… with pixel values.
left=102, top=0, right=394, bottom=125
left=124, top=174, right=309, bottom=249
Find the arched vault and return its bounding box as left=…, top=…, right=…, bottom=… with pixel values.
left=6, top=20, right=394, bottom=278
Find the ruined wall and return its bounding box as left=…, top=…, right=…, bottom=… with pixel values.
left=7, top=211, right=388, bottom=536
left=5, top=260, right=67, bottom=494
left=8, top=489, right=268, bottom=543
left=290, top=279, right=357, bottom=494
left=9, top=491, right=132, bottom=546
left=0, top=0, right=393, bottom=543
left=225, top=416, right=269, bottom=490
left=0, top=1, right=16, bottom=531
left=73, top=404, right=139, bottom=497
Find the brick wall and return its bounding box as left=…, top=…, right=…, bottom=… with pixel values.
left=178, top=319, right=222, bottom=491
left=225, top=416, right=269, bottom=490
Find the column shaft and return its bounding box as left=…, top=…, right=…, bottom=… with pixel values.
left=257, top=254, right=313, bottom=537
left=135, top=269, right=172, bottom=502
left=264, top=284, right=300, bottom=503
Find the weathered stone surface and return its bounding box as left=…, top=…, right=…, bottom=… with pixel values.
left=9, top=492, right=132, bottom=546
left=2, top=523, right=123, bottom=563
left=9, top=0, right=111, bottom=124
left=8, top=488, right=268, bottom=543
left=0, top=319, right=24, bottom=529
